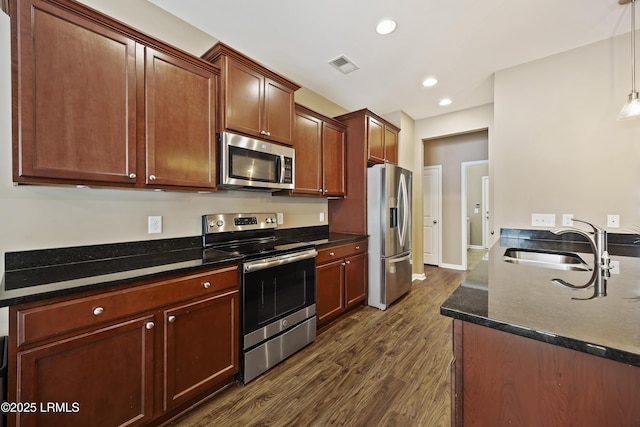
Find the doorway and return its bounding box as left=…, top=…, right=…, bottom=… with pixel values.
left=423, top=130, right=488, bottom=270
left=423, top=165, right=441, bottom=266
left=462, top=160, right=488, bottom=270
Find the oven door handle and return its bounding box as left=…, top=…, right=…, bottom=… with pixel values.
left=244, top=249, right=318, bottom=273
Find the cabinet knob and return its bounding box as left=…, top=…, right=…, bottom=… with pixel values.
left=149, top=175, right=156, bottom=181
left=341, top=262, right=346, bottom=266
left=145, top=322, right=154, bottom=330
left=128, top=173, right=136, bottom=179
left=168, top=315, right=176, bottom=323
left=355, top=246, right=360, bottom=250
left=203, top=281, right=211, bottom=289
left=329, top=252, right=335, bottom=256
left=346, top=260, right=351, bottom=264
left=93, top=307, right=104, bottom=316
left=260, top=130, right=267, bottom=135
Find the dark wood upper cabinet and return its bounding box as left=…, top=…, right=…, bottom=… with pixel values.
left=11, top=0, right=220, bottom=191
left=329, top=109, right=400, bottom=234
left=12, top=0, right=138, bottom=184
left=202, top=43, right=300, bottom=146
left=322, top=121, right=346, bottom=197
left=276, top=104, right=346, bottom=197
left=145, top=48, right=217, bottom=189
left=291, top=107, right=323, bottom=194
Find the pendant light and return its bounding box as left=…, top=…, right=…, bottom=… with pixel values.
left=618, top=0, right=640, bottom=120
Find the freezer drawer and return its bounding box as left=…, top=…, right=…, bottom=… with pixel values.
left=368, top=252, right=412, bottom=310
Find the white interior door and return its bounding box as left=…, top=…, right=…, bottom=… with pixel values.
left=482, top=176, right=489, bottom=249
left=423, top=166, right=441, bottom=265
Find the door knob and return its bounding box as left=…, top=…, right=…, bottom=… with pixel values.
left=433, top=220, right=438, bottom=224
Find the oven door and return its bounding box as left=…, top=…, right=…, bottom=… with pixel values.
left=242, top=249, right=316, bottom=348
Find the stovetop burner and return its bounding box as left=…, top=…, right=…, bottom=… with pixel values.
left=202, top=213, right=315, bottom=261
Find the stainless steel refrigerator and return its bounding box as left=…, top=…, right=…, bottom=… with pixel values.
left=367, top=163, right=412, bottom=310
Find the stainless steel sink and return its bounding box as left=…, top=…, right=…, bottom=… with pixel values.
left=503, top=248, right=592, bottom=271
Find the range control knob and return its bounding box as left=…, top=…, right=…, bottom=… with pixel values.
left=265, top=218, right=272, bottom=224
left=271, top=217, right=277, bottom=224
left=216, top=220, right=224, bottom=227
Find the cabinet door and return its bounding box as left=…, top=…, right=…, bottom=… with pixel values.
left=264, top=78, right=295, bottom=145
left=345, top=252, right=367, bottom=308
left=14, top=315, right=155, bottom=427
left=145, top=48, right=217, bottom=189
left=316, top=260, right=345, bottom=326
left=292, top=110, right=323, bottom=194
left=224, top=58, right=263, bottom=138
left=367, top=116, right=385, bottom=164
left=163, top=289, right=239, bottom=410
left=13, top=0, right=138, bottom=184
left=322, top=122, right=346, bottom=197
left=384, top=126, right=398, bottom=165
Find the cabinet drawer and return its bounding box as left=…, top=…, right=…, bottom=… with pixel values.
left=16, top=264, right=239, bottom=347
left=317, top=241, right=367, bottom=265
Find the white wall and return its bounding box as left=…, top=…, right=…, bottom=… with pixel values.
left=493, top=34, right=640, bottom=231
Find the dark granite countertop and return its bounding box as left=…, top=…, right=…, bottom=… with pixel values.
left=0, top=227, right=367, bottom=307
left=441, top=229, right=640, bottom=367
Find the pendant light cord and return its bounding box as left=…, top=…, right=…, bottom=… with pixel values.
left=632, top=0, right=636, bottom=93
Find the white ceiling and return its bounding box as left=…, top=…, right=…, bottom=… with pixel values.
left=146, top=0, right=634, bottom=120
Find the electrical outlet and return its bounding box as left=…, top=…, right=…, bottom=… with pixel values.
left=277, top=213, right=284, bottom=224
left=610, top=260, right=620, bottom=275
left=562, top=214, right=574, bottom=226
left=607, top=214, right=620, bottom=228
left=148, top=216, right=162, bottom=234
left=531, top=213, right=556, bottom=227
left=319, top=212, right=325, bottom=222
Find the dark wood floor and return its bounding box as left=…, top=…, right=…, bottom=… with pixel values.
left=171, top=264, right=468, bottom=427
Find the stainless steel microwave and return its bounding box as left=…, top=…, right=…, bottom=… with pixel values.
left=218, top=132, right=294, bottom=191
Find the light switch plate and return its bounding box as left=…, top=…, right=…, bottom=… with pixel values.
left=531, top=213, right=555, bottom=227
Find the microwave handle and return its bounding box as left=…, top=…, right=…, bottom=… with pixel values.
left=277, top=155, right=285, bottom=184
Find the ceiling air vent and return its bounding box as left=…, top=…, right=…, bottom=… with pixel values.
left=328, top=55, right=359, bottom=74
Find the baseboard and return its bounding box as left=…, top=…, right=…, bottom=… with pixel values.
left=412, top=273, right=426, bottom=281
left=467, top=245, right=485, bottom=250
left=440, top=263, right=466, bottom=271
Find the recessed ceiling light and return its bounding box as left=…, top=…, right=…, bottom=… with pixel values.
left=376, top=19, right=397, bottom=35
left=439, top=98, right=452, bottom=106
left=422, top=77, right=438, bottom=87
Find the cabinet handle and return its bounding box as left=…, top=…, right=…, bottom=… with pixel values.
left=145, top=322, right=154, bottom=330
left=93, top=307, right=104, bottom=316
left=128, top=173, right=136, bottom=179
left=168, top=315, right=176, bottom=323
left=149, top=175, right=156, bottom=181
left=203, top=281, right=211, bottom=289
left=329, top=252, right=335, bottom=256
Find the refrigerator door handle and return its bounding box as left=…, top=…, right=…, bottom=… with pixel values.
left=397, top=173, right=409, bottom=247
left=388, top=253, right=412, bottom=264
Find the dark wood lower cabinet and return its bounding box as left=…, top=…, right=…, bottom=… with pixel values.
left=163, top=290, right=239, bottom=411
left=452, top=320, right=640, bottom=427
left=8, top=265, right=240, bottom=427
left=315, top=240, right=368, bottom=328
left=15, top=315, right=155, bottom=427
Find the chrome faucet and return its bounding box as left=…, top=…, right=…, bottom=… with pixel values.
left=551, top=219, right=611, bottom=297
left=552, top=218, right=611, bottom=273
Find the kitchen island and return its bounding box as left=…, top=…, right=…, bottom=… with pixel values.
left=440, top=229, right=640, bottom=427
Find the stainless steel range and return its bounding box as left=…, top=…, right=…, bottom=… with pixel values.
left=202, top=213, right=317, bottom=383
